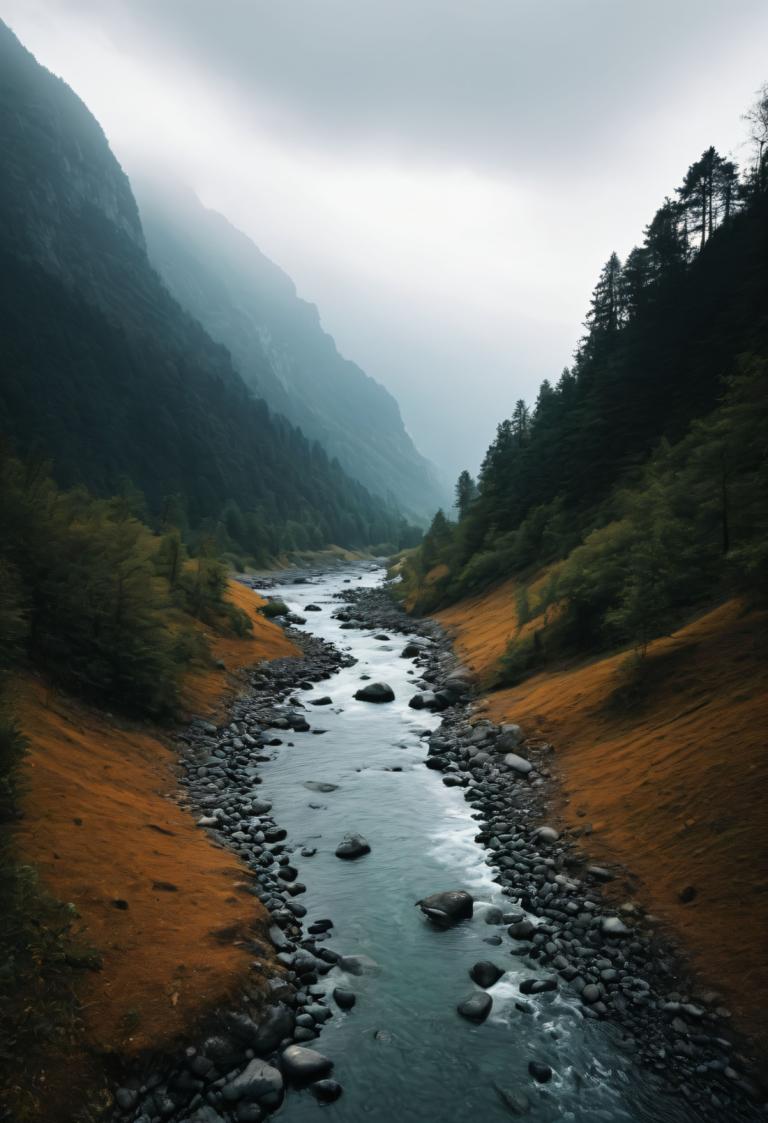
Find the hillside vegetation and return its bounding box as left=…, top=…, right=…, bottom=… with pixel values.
left=0, top=20, right=418, bottom=559
left=400, top=110, right=768, bottom=679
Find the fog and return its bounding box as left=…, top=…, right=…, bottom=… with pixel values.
left=5, top=0, right=767, bottom=483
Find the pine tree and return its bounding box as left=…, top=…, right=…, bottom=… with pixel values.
left=454, top=470, right=478, bottom=519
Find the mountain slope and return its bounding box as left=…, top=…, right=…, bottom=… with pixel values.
left=0, top=19, right=413, bottom=554
left=134, top=178, right=446, bottom=519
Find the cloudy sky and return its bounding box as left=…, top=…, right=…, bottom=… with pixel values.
left=4, top=1, right=767, bottom=483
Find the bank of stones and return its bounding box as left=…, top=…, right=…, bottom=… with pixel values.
left=110, top=577, right=762, bottom=1123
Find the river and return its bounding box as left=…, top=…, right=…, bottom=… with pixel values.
left=244, top=563, right=720, bottom=1123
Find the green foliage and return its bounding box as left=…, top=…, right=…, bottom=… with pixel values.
left=261, top=600, right=289, bottom=619
left=0, top=449, right=245, bottom=718
left=405, top=116, right=768, bottom=676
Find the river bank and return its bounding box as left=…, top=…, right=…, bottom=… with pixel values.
left=107, top=564, right=761, bottom=1123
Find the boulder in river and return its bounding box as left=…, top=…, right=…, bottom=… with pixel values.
left=332, top=987, right=356, bottom=1010
left=281, top=1045, right=333, bottom=1084
left=469, top=961, right=505, bottom=988
left=304, top=781, right=339, bottom=793
left=354, top=682, right=395, bottom=703
left=335, top=833, right=371, bottom=860
left=416, top=890, right=474, bottom=925
left=457, top=992, right=492, bottom=1023
left=311, top=1079, right=343, bottom=1102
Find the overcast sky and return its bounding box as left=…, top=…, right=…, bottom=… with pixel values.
left=4, top=1, right=767, bottom=483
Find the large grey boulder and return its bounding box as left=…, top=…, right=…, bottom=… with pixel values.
left=335, top=833, right=371, bottom=860
left=354, top=682, right=395, bottom=703
left=281, top=1044, right=333, bottom=1083
left=457, top=992, right=493, bottom=1023
left=221, top=1058, right=284, bottom=1106
left=416, top=890, right=474, bottom=925
left=469, top=961, right=505, bottom=988
left=504, top=753, right=533, bottom=775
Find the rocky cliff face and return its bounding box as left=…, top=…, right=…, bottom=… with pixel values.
left=0, top=19, right=415, bottom=551
left=0, top=21, right=143, bottom=296
left=136, top=180, right=447, bottom=520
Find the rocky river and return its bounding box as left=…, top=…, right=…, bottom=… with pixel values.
left=111, top=564, right=763, bottom=1123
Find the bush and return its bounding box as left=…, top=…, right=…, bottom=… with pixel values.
left=261, top=600, right=289, bottom=619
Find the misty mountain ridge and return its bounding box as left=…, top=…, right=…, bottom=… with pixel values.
left=0, top=19, right=418, bottom=554
left=134, top=177, right=446, bottom=520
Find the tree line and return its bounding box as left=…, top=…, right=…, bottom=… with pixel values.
left=401, top=87, right=768, bottom=675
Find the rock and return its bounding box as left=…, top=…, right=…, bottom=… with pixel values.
left=200, top=1033, right=247, bottom=1069
left=601, top=916, right=631, bottom=937
left=469, top=961, right=505, bottom=988
left=305, top=604, right=322, bottom=611
left=457, top=992, right=493, bottom=1023
left=333, top=987, right=356, bottom=1010
left=532, top=826, right=559, bottom=844
left=222, top=1058, right=284, bottom=1106
left=587, top=865, right=614, bottom=881
left=528, top=1061, right=552, bottom=1084
left=416, top=890, right=473, bottom=925
left=311, top=1079, right=343, bottom=1103
left=335, top=832, right=371, bottom=860
left=582, top=984, right=601, bottom=1004
left=115, top=1088, right=139, bottom=1112
left=224, top=1006, right=295, bottom=1056
left=354, top=682, right=395, bottom=703
left=678, top=885, right=697, bottom=904
left=304, top=781, right=339, bottom=792
left=309, top=696, right=333, bottom=706
left=281, top=1045, right=333, bottom=1084
left=184, top=1108, right=226, bottom=1123
left=504, top=754, right=533, bottom=775
left=484, top=906, right=504, bottom=925
left=508, top=919, right=535, bottom=940
left=339, top=954, right=380, bottom=975
left=494, top=1085, right=530, bottom=1115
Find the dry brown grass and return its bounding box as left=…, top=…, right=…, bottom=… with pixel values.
left=439, top=587, right=768, bottom=1050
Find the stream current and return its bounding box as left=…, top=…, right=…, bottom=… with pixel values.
left=254, top=564, right=714, bottom=1123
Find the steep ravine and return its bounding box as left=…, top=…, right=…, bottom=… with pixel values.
left=110, top=565, right=762, bottom=1123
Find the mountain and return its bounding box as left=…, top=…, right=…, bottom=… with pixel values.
left=0, top=20, right=416, bottom=555
left=134, top=179, right=446, bottom=520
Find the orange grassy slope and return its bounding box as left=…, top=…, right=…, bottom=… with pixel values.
left=437, top=588, right=768, bottom=1047
left=15, top=581, right=299, bottom=1060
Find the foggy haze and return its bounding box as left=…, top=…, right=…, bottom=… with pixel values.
left=5, top=0, right=767, bottom=483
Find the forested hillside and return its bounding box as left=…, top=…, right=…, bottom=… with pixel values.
left=0, top=20, right=417, bottom=558
left=402, top=104, right=768, bottom=680
left=135, top=180, right=446, bottom=521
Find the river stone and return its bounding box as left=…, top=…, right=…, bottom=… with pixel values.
left=354, top=682, right=395, bottom=703
left=504, top=753, right=533, bottom=774
left=222, top=1058, right=284, bottom=1106
left=494, top=1085, right=530, bottom=1115
left=602, top=916, right=631, bottom=937
left=484, top=906, right=504, bottom=925
left=339, top=954, right=380, bottom=975
left=533, top=826, right=559, bottom=844
left=281, top=1045, right=333, bottom=1083
left=528, top=1061, right=553, bottom=1084
left=333, top=987, right=356, bottom=1010
left=417, top=890, right=474, bottom=925
left=457, top=992, right=493, bottom=1023
left=200, top=1033, right=247, bottom=1069
left=470, top=961, right=505, bottom=988
left=311, top=1079, right=343, bottom=1102
left=309, top=696, right=333, bottom=706
left=304, top=781, right=339, bottom=793
left=508, top=919, right=535, bottom=940
left=335, top=833, right=371, bottom=860
left=184, top=1109, right=226, bottom=1123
